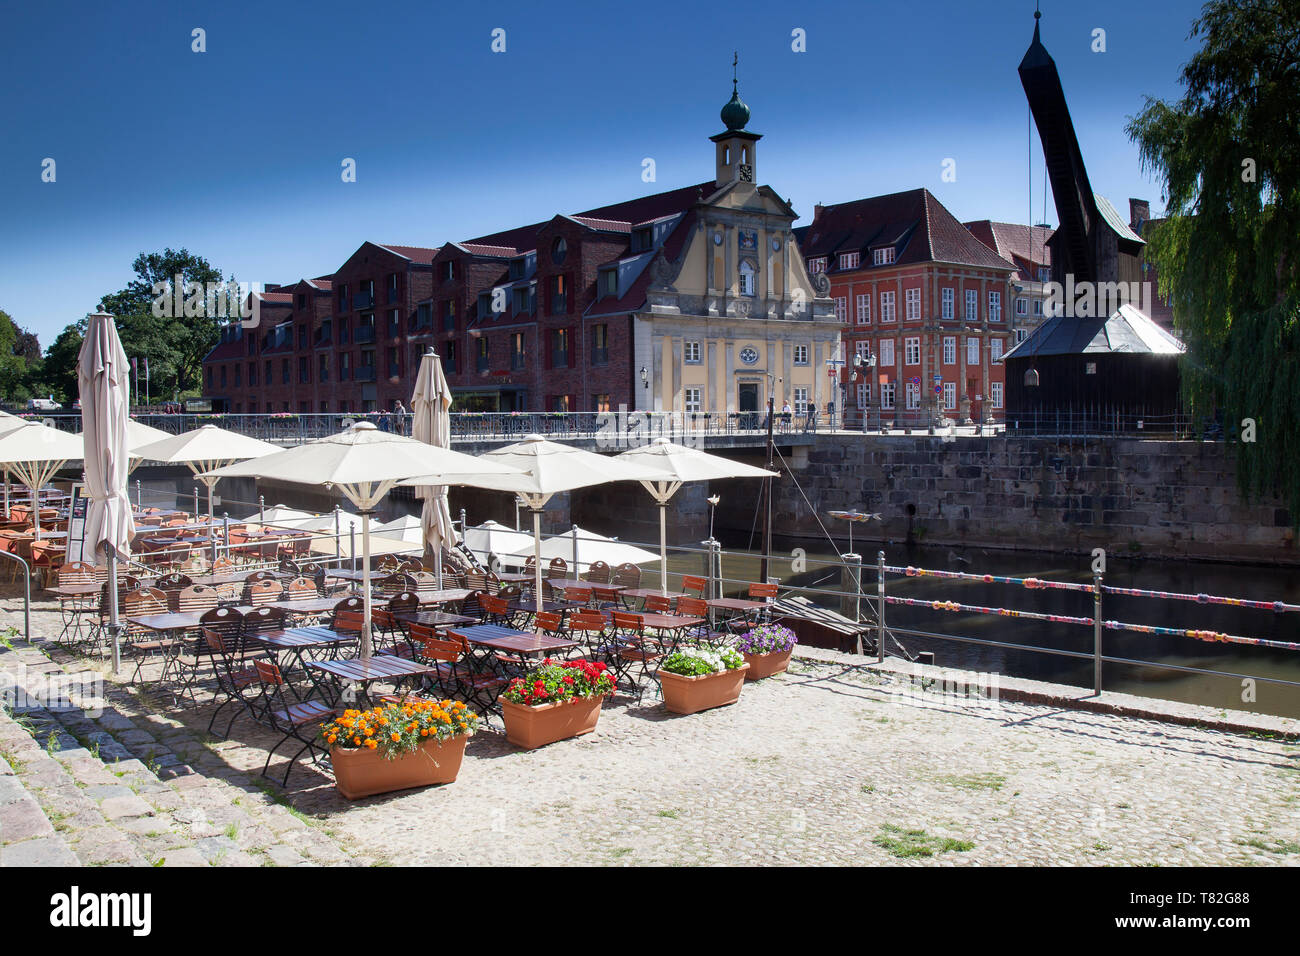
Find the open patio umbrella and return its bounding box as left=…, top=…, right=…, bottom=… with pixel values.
left=401, top=435, right=672, bottom=612
left=372, top=514, right=425, bottom=544
left=411, top=350, right=456, bottom=586
left=203, top=421, right=521, bottom=659
left=502, top=525, right=658, bottom=572
left=0, top=421, right=84, bottom=538
left=0, top=410, right=24, bottom=515
left=132, top=425, right=280, bottom=520
left=615, top=437, right=777, bottom=594
left=461, top=519, right=535, bottom=570
left=77, top=311, right=136, bottom=674
left=77, top=418, right=170, bottom=475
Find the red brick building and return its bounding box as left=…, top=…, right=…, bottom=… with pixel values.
left=795, top=189, right=1020, bottom=426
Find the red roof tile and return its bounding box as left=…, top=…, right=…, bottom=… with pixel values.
left=375, top=244, right=441, bottom=264
left=964, top=220, right=1053, bottom=277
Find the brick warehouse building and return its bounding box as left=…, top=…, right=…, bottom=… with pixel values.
left=794, top=190, right=1027, bottom=427
left=202, top=76, right=836, bottom=415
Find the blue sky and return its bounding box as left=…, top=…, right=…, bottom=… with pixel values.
left=0, top=0, right=1202, bottom=345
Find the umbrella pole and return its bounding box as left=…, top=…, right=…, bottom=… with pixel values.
left=659, top=500, right=670, bottom=594
left=360, top=509, right=373, bottom=660
left=533, top=507, right=544, bottom=614
left=106, top=544, right=121, bottom=675
left=435, top=543, right=443, bottom=590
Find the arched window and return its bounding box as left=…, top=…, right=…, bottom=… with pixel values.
left=741, top=145, right=748, bottom=164
left=739, top=260, right=757, bottom=297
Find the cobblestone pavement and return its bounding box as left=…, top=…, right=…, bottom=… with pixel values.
left=3, top=591, right=1299, bottom=866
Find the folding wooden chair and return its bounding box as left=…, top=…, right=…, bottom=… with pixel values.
left=250, top=661, right=334, bottom=786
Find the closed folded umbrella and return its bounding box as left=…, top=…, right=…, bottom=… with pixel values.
left=77, top=312, right=137, bottom=673
left=411, top=350, right=456, bottom=585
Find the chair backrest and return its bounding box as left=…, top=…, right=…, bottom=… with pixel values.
left=213, top=556, right=236, bottom=573
left=546, top=557, right=568, bottom=580
left=583, top=560, right=612, bottom=584
left=378, top=555, right=400, bottom=573
left=247, top=579, right=284, bottom=605
left=57, top=562, right=99, bottom=586
left=398, top=558, right=423, bottom=573
left=124, top=587, right=168, bottom=617
left=408, top=570, right=438, bottom=592
left=564, top=584, right=593, bottom=606
left=199, top=605, right=245, bottom=635
left=644, top=594, right=675, bottom=613
left=179, top=554, right=209, bottom=573
left=241, top=605, right=286, bottom=635
left=592, top=585, right=621, bottom=606
left=681, top=575, right=707, bottom=597
left=463, top=570, right=488, bottom=593
left=254, top=659, right=284, bottom=686
left=497, top=583, right=522, bottom=603
left=165, top=518, right=188, bottom=528
left=411, top=629, right=460, bottom=663
left=611, top=611, right=644, bottom=634
left=749, top=582, right=779, bottom=601
left=284, top=576, right=317, bottom=601
left=568, top=610, right=606, bottom=633
left=277, top=556, right=300, bottom=575
left=387, top=591, right=419, bottom=613
left=202, top=626, right=238, bottom=656
left=613, top=563, right=641, bottom=588
left=175, top=585, right=219, bottom=613
left=245, top=570, right=277, bottom=583
left=480, top=593, right=509, bottom=618
left=676, top=596, right=708, bottom=618
left=534, top=611, right=563, bottom=633
left=156, top=572, right=193, bottom=592
left=332, top=596, right=363, bottom=616
left=333, top=610, right=364, bottom=633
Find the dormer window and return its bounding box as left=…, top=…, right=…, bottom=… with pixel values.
left=872, top=247, right=896, bottom=266
left=632, top=227, right=653, bottom=252
left=739, top=260, right=757, bottom=297
left=443, top=261, right=456, bottom=282
left=839, top=252, right=860, bottom=270
left=508, top=257, right=525, bottom=280
left=599, top=269, right=618, bottom=299
left=808, top=257, right=827, bottom=274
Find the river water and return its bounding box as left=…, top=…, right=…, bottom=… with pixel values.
left=652, top=535, right=1300, bottom=720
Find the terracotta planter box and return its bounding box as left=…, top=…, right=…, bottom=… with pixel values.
left=659, top=664, right=749, bottom=715
left=741, top=647, right=793, bottom=680
left=501, top=695, right=605, bottom=749
left=331, top=734, right=468, bottom=800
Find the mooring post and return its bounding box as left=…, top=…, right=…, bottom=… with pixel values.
left=876, top=550, right=886, bottom=662
left=841, top=551, right=863, bottom=654
left=1093, top=567, right=1104, bottom=696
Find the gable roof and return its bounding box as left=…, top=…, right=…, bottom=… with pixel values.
left=585, top=209, right=699, bottom=317
left=374, top=244, right=441, bottom=264
left=1003, top=302, right=1184, bottom=359
left=964, top=220, right=1053, bottom=277
left=795, top=189, right=1015, bottom=272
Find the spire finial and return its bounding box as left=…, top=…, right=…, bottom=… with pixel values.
left=732, top=51, right=738, bottom=91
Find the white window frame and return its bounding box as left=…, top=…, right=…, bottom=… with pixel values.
left=965, top=288, right=978, bottom=320
left=905, top=288, right=921, bottom=320
left=943, top=382, right=956, bottom=410
left=941, top=287, right=954, bottom=319
left=880, top=290, right=896, bottom=322
left=905, top=382, right=920, bottom=410
left=739, top=260, right=757, bottom=297
left=989, top=290, right=1002, bottom=322
left=879, top=338, right=895, bottom=367
left=839, top=252, right=860, bottom=270
left=793, top=387, right=810, bottom=415
left=856, top=383, right=869, bottom=408
left=855, top=340, right=871, bottom=363
left=1033, top=299, right=1043, bottom=317
left=684, top=340, right=702, bottom=364
left=966, top=337, right=980, bottom=366
left=834, top=296, right=847, bottom=322
left=943, top=336, right=956, bottom=365
left=793, top=345, right=810, bottom=366
left=872, top=247, right=896, bottom=266
left=991, top=382, right=1004, bottom=409
left=904, top=336, right=920, bottom=365
left=990, top=338, right=1003, bottom=362
left=855, top=293, right=870, bottom=324
left=684, top=387, right=702, bottom=413
left=881, top=382, right=896, bottom=409
left=1014, top=328, right=1028, bottom=344
left=1015, top=297, right=1028, bottom=316
left=808, top=257, right=827, bottom=274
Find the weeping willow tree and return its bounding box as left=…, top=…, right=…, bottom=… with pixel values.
left=1127, top=0, right=1300, bottom=519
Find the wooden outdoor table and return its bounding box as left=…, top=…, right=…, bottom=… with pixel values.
left=547, top=578, right=624, bottom=593
left=51, top=583, right=101, bottom=598
left=325, top=568, right=370, bottom=582
left=394, top=610, right=478, bottom=629
left=265, top=597, right=338, bottom=616
left=493, top=572, right=532, bottom=584
left=414, top=588, right=472, bottom=605
left=621, top=587, right=685, bottom=601
left=126, top=610, right=209, bottom=631
left=623, top=611, right=704, bottom=631
left=250, top=626, right=357, bottom=690
left=448, top=624, right=577, bottom=658
left=306, top=655, right=437, bottom=706
left=507, top=599, right=567, bottom=615
left=706, top=598, right=767, bottom=613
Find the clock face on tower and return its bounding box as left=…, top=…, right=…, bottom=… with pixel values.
left=738, top=164, right=754, bottom=183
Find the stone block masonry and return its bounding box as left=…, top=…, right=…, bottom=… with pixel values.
left=762, top=435, right=1295, bottom=565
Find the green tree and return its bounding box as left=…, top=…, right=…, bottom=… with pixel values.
left=0, top=309, right=43, bottom=403
left=1127, top=0, right=1300, bottom=518
left=98, top=248, right=232, bottom=401
left=29, top=322, right=85, bottom=404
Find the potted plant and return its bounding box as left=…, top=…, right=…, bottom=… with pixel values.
left=500, top=659, right=616, bottom=749
left=734, top=622, right=798, bottom=680
left=322, top=697, right=479, bottom=800
left=658, top=644, right=749, bottom=715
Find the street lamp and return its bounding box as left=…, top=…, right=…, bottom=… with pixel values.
left=639, top=366, right=648, bottom=390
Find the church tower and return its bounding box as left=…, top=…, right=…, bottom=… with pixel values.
left=710, top=55, right=761, bottom=189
